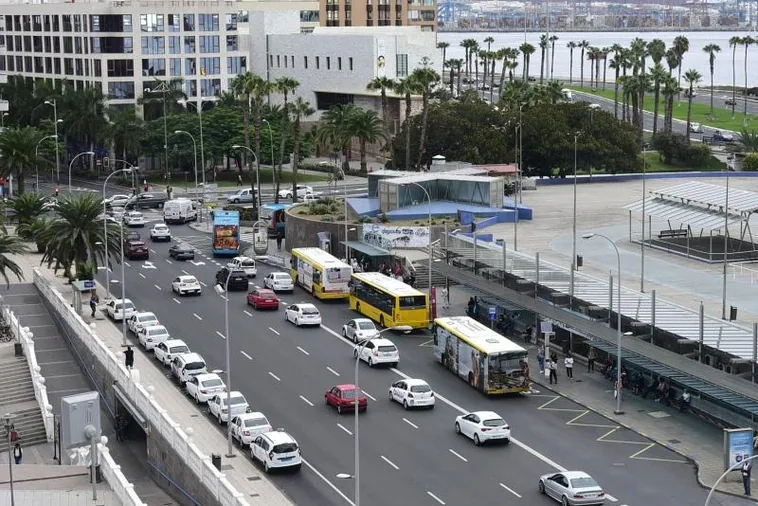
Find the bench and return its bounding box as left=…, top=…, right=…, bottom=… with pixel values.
left=658, top=229, right=688, bottom=239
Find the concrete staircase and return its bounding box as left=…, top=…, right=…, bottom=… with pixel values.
left=0, top=351, right=48, bottom=448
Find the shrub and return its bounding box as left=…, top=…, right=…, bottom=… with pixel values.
left=321, top=216, right=334, bottom=222
left=683, top=144, right=712, bottom=167
left=744, top=153, right=758, bottom=171
left=379, top=213, right=390, bottom=223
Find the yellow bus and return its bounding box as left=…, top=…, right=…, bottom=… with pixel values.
left=349, top=272, right=429, bottom=329
left=290, top=247, right=352, bottom=299
left=433, top=316, right=530, bottom=395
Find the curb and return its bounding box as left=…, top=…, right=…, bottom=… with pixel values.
left=529, top=376, right=748, bottom=499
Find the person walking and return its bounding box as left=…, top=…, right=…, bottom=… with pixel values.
left=441, top=286, right=449, bottom=309
left=564, top=352, right=574, bottom=379
left=537, top=347, right=545, bottom=374
left=89, top=291, right=99, bottom=318
left=276, top=232, right=283, bottom=251
left=548, top=357, right=558, bottom=384
left=13, top=443, right=22, bottom=464
left=236, top=174, right=243, bottom=187
left=124, top=345, right=134, bottom=370
left=742, top=459, right=752, bottom=496
left=587, top=347, right=597, bottom=373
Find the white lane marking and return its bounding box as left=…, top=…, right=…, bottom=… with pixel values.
left=302, top=459, right=355, bottom=506
left=154, top=284, right=162, bottom=291
left=606, top=495, right=618, bottom=502
left=111, top=280, right=120, bottom=284
left=124, top=261, right=131, bottom=267
left=297, top=346, right=310, bottom=356
left=219, top=295, right=228, bottom=301
left=268, top=372, right=281, bottom=381
left=320, top=322, right=570, bottom=473
left=193, top=313, right=202, bottom=321
left=363, top=391, right=376, bottom=402
left=139, top=273, right=146, bottom=279
left=299, top=395, right=314, bottom=407
left=216, top=331, right=226, bottom=340
left=165, top=259, right=173, bottom=264
left=336, top=423, right=353, bottom=436
left=244, top=310, right=253, bottom=317
left=499, top=483, right=521, bottom=498
left=403, top=418, right=419, bottom=429
left=240, top=351, right=253, bottom=361
left=326, top=366, right=340, bottom=377
left=172, top=298, right=181, bottom=305
left=426, top=491, right=445, bottom=505
left=448, top=448, right=468, bottom=462
left=200, top=281, right=208, bottom=287
left=150, top=248, right=157, bottom=254
left=269, top=327, right=280, bottom=335
left=182, top=269, right=190, bottom=275
left=381, top=455, right=399, bottom=470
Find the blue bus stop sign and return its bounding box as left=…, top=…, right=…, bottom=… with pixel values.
left=488, top=307, right=497, bottom=320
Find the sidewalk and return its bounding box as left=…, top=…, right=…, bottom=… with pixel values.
left=9, top=253, right=293, bottom=506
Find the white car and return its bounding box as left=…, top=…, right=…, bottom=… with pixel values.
left=137, top=324, right=170, bottom=351
left=153, top=339, right=189, bottom=366
left=539, top=471, right=606, bottom=506
left=689, top=122, right=704, bottom=133
left=171, top=275, right=202, bottom=296
left=354, top=338, right=399, bottom=367
left=342, top=318, right=379, bottom=343
left=105, top=298, right=135, bottom=321
left=226, top=188, right=255, bottom=204
left=123, top=211, right=146, bottom=227
left=227, top=256, right=257, bottom=278
left=186, top=372, right=226, bottom=404
left=231, top=412, right=272, bottom=447
left=389, top=379, right=435, bottom=410
left=150, top=223, right=171, bottom=241
left=105, top=194, right=131, bottom=208
left=110, top=207, right=125, bottom=222
left=278, top=185, right=312, bottom=199
left=454, top=410, right=511, bottom=446
left=128, top=311, right=159, bottom=334
left=264, top=272, right=294, bottom=292
left=284, top=303, right=321, bottom=327
left=251, top=430, right=301, bottom=473
left=208, top=391, right=249, bottom=424
left=171, top=352, right=207, bottom=385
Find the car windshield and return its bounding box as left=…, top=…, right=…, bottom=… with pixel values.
left=378, top=345, right=396, bottom=352
left=182, top=278, right=197, bottom=283
left=245, top=417, right=268, bottom=427
left=202, top=378, right=223, bottom=388
left=569, top=477, right=598, bottom=489
left=149, top=328, right=167, bottom=335
left=273, top=274, right=289, bottom=280
left=273, top=442, right=298, bottom=453
left=240, top=260, right=255, bottom=267
left=357, top=322, right=375, bottom=330
left=140, top=315, right=157, bottom=322
left=231, top=271, right=246, bottom=278
left=228, top=396, right=246, bottom=405
left=169, top=346, right=188, bottom=354
left=483, top=418, right=506, bottom=427
left=410, top=384, right=431, bottom=393
left=301, top=307, right=319, bottom=315
left=117, top=302, right=134, bottom=310
left=342, top=389, right=360, bottom=399
left=399, top=295, right=426, bottom=309
left=185, top=361, right=205, bottom=371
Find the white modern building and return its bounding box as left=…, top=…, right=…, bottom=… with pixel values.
left=0, top=14, right=8, bottom=126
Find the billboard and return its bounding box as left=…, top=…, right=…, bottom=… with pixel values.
left=212, top=210, right=240, bottom=255
left=361, top=224, right=430, bottom=249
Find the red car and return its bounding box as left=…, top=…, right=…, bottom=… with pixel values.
left=125, top=240, right=149, bottom=260
left=325, top=384, right=367, bottom=414
left=246, top=287, right=280, bottom=310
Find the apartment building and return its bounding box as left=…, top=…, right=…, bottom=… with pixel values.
left=320, top=0, right=436, bottom=32
left=0, top=15, right=8, bottom=125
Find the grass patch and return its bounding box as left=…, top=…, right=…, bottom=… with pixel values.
left=566, top=85, right=757, bottom=132
left=641, top=152, right=726, bottom=172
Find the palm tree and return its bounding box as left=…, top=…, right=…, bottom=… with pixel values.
left=539, top=35, right=548, bottom=84
left=16, top=216, right=49, bottom=253
left=0, top=126, right=42, bottom=195
left=437, top=41, right=450, bottom=71
left=601, top=47, right=611, bottom=89
left=567, top=41, right=577, bottom=84
left=519, top=43, right=535, bottom=81
left=288, top=97, right=315, bottom=203
left=548, top=35, right=559, bottom=80
left=579, top=40, right=589, bottom=87
left=61, top=86, right=108, bottom=159
left=587, top=48, right=597, bottom=88
left=273, top=77, right=300, bottom=200
left=106, top=106, right=143, bottom=168
left=0, top=233, right=27, bottom=286
left=138, top=78, right=187, bottom=118
left=460, top=39, right=478, bottom=78
left=392, top=78, right=416, bottom=170
left=609, top=54, right=623, bottom=119
left=447, top=58, right=464, bottom=95
left=683, top=69, right=703, bottom=143
left=316, top=104, right=357, bottom=173
left=741, top=36, right=755, bottom=122
left=249, top=76, right=273, bottom=196
left=661, top=75, right=680, bottom=134
left=347, top=109, right=389, bottom=173
left=650, top=63, right=668, bottom=135
left=647, top=39, right=667, bottom=65
left=231, top=72, right=255, bottom=175
left=410, top=66, right=440, bottom=169
left=729, top=36, right=741, bottom=118
left=8, top=193, right=47, bottom=225
left=702, top=44, right=721, bottom=116
left=482, top=37, right=494, bottom=83
left=366, top=76, right=396, bottom=129
left=673, top=35, right=690, bottom=102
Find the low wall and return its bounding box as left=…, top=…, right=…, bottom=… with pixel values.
left=99, top=443, right=149, bottom=506
left=535, top=171, right=758, bottom=186
left=33, top=268, right=250, bottom=506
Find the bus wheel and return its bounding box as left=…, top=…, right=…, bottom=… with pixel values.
left=379, top=315, right=385, bottom=328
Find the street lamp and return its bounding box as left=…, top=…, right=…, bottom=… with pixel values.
left=641, top=144, right=647, bottom=292
left=231, top=145, right=261, bottom=222
left=144, top=83, right=170, bottom=178
left=35, top=134, right=58, bottom=193
left=214, top=271, right=235, bottom=458
left=515, top=103, right=525, bottom=251
left=103, top=167, right=135, bottom=302
left=174, top=130, right=199, bottom=201
left=262, top=118, right=275, bottom=207
left=582, top=233, right=623, bottom=414
left=68, top=151, right=96, bottom=194
left=3, top=413, right=17, bottom=506
left=722, top=171, right=730, bottom=320
left=337, top=326, right=413, bottom=506
left=44, top=99, right=60, bottom=183
left=704, top=454, right=758, bottom=505
left=570, top=131, right=580, bottom=299
left=402, top=182, right=433, bottom=296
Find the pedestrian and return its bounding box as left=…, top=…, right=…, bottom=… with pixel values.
left=276, top=232, right=283, bottom=251
left=548, top=357, right=558, bottom=384
left=742, top=459, right=752, bottom=496
left=237, top=174, right=243, bottom=187
left=441, top=286, right=449, bottom=309
left=89, top=290, right=99, bottom=318
left=54, top=186, right=59, bottom=197
left=537, top=347, right=545, bottom=373
left=13, top=443, right=22, bottom=464
left=166, top=185, right=172, bottom=200
left=565, top=352, right=574, bottom=379
left=587, top=347, right=597, bottom=373
left=124, top=345, right=134, bottom=370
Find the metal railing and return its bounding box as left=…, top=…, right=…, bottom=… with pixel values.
left=99, top=444, right=149, bottom=506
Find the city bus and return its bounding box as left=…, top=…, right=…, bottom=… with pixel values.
left=212, top=209, right=240, bottom=256
left=349, top=272, right=429, bottom=329
left=433, top=316, right=530, bottom=395
left=290, top=247, right=352, bottom=299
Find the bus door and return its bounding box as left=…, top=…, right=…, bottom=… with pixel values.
left=299, top=260, right=314, bottom=292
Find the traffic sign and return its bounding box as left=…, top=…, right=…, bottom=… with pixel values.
left=488, top=307, right=497, bottom=320
left=83, top=280, right=96, bottom=289
left=103, top=156, right=109, bottom=168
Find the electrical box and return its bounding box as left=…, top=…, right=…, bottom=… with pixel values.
left=61, top=391, right=101, bottom=449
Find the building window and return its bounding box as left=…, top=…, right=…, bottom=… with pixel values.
left=24, top=56, right=32, bottom=72
left=183, top=14, right=195, bottom=31
left=226, top=13, right=237, bottom=31
left=304, top=56, right=308, bottom=69
left=168, top=14, right=180, bottom=32
left=53, top=58, right=60, bottom=74
left=269, top=55, right=273, bottom=68
left=327, top=56, right=331, bottom=70
left=316, top=56, right=320, bottom=69
left=45, top=56, right=52, bottom=73
left=227, top=56, right=246, bottom=74
left=198, top=14, right=219, bottom=31
left=199, top=57, right=220, bottom=75
left=73, top=15, right=83, bottom=32
left=34, top=56, right=43, bottom=73
left=337, top=57, right=342, bottom=70
left=5, top=57, right=13, bottom=72
left=75, top=58, right=85, bottom=76
left=349, top=57, right=353, bottom=71
left=94, top=60, right=102, bottom=77
left=108, top=82, right=135, bottom=99
left=185, top=57, right=196, bottom=75
left=226, top=35, right=238, bottom=51
left=315, top=91, right=354, bottom=110
left=22, top=15, right=30, bottom=31
left=74, top=37, right=83, bottom=54
left=186, top=80, right=197, bottom=97
left=63, top=37, right=73, bottom=54
left=64, top=57, right=74, bottom=75
left=200, top=78, right=222, bottom=97
left=140, top=14, right=164, bottom=32
left=123, top=15, right=133, bottom=32
left=141, top=36, right=165, bottom=54
left=32, top=15, right=42, bottom=31
left=142, top=58, right=166, bottom=76
left=169, top=36, right=180, bottom=54
left=107, top=59, right=134, bottom=77
left=170, top=57, right=181, bottom=76
left=44, top=36, right=51, bottom=52
left=33, top=36, right=42, bottom=52
left=44, top=15, right=51, bottom=32
left=284, top=55, right=288, bottom=68
left=124, top=38, right=133, bottom=53
left=61, top=15, right=72, bottom=32
left=199, top=35, right=219, bottom=53
left=396, top=53, right=408, bottom=77
left=53, top=37, right=60, bottom=53
left=184, top=36, right=196, bottom=53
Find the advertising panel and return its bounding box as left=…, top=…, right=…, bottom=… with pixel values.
left=724, top=428, right=755, bottom=471
left=212, top=210, right=240, bottom=255
left=361, top=224, right=430, bottom=249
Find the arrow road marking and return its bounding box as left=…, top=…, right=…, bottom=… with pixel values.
left=142, top=261, right=156, bottom=270
left=190, top=260, right=206, bottom=266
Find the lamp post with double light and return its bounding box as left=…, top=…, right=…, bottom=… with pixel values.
left=214, top=271, right=235, bottom=458
left=103, top=166, right=135, bottom=301
left=402, top=182, right=433, bottom=295
left=69, top=151, right=96, bottom=194
left=174, top=130, right=199, bottom=201
left=44, top=99, right=60, bottom=183
left=144, top=82, right=170, bottom=177
left=336, top=326, right=412, bottom=506
left=570, top=131, right=580, bottom=299
left=231, top=145, right=261, bottom=222
left=35, top=134, right=58, bottom=193
left=582, top=233, right=623, bottom=414
left=262, top=119, right=275, bottom=207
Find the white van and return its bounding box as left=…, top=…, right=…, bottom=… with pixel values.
left=163, top=198, right=197, bottom=224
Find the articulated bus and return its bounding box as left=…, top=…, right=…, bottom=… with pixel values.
left=433, top=316, right=530, bottom=395
left=290, top=247, right=352, bottom=299
left=349, top=272, right=429, bottom=329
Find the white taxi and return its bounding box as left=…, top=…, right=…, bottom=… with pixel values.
left=263, top=272, right=294, bottom=292
left=153, top=339, right=189, bottom=366
left=389, top=378, right=435, bottom=409
left=454, top=410, right=511, bottom=446
left=342, top=318, right=379, bottom=343
left=230, top=412, right=272, bottom=447
left=150, top=223, right=172, bottom=241
left=251, top=430, right=301, bottom=473
left=137, top=324, right=170, bottom=351
left=128, top=311, right=158, bottom=334
left=186, top=372, right=226, bottom=404
left=227, top=256, right=257, bottom=278
left=170, top=352, right=207, bottom=386
left=171, top=275, right=202, bottom=296
left=123, top=211, right=146, bottom=227
left=284, top=303, right=321, bottom=327
left=208, top=391, right=249, bottom=424
left=354, top=338, right=399, bottom=368
left=106, top=298, right=135, bottom=321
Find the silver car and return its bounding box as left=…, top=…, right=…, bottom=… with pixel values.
left=538, top=471, right=606, bottom=506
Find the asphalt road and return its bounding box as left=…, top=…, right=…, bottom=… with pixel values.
left=93, top=218, right=755, bottom=506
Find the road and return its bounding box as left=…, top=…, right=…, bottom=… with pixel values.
left=93, top=219, right=752, bottom=506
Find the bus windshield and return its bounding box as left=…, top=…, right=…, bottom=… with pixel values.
left=399, top=295, right=426, bottom=309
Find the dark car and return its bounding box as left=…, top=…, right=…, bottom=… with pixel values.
left=125, top=240, right=149, bottom=260
left=125, top=231, right=141, bottom=243
left=216, top=267, right=249, bottom=291
left=169, top=242, right=195, bottom=261
left=725, top=98, right=737, bottom=106
left=128, top=193, right=168, bottom=210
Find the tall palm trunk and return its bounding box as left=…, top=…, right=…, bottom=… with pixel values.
left=602, top=60, right=608, bottom=90
left=550, top=43, right=557, bottom=79
left=686, top=94, right=694, bottom=143
left=569, top=49, right=574, bottom=84
left=278, top=93, right=290, bottom=202
left=242, top=94, right=251, bottom=175
left=652, top=81, right=661, bottom=134
left=253, top=101, right=264, bottom=203
left=743, top=43, right=750, bottom=119
left=404, top=93, right=412, bottom=170
left=456, top=64, right=462, bottom=95
left=731, top=44, right=737, bottom=118
left=416, top=93, right=430, bottom=169
left=613, top=68, right=620, bottom=119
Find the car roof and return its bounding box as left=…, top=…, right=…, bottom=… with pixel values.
left=335, top=383, right=358, bottom=390
left=271, top=272, right=290, bottom=277
left=194, top=372, right=222, bottom=382
left=468, top=410, right=502, bottom=420
left=127, top=240, right=145, bottom=245
left=261, top=430, right=296, bottom=445
left=177, top=352, right=203, bottom=362
left=352, top=318, right=374, bottom=324
left=296, top=303, right=317, bottom=310
left=236, top=411, right=267, bottom=421
left=113, top=298, right=133, bottom=304
left=560, top=471, right=593, bottom=480
left=404, top=378, right=430, bottom=386
left=253, top=286, right=274, bottom=292
left=222, top=390, right=246, bottom=400
left=162, top=339, right=187, bottom=347
left=233, top=256, right=253, bottom=262
left=178, top=275, right=198, bottom=281
left=145, top=325, right=168, bottom=332
left=153, top=223, right=169, bottom=227
left=367, top=338, right=394, bottom=346
left=135, top=311, right=156, bottom=318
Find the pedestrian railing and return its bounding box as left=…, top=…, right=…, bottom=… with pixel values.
left=98, top=443, right=148, bottom=506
